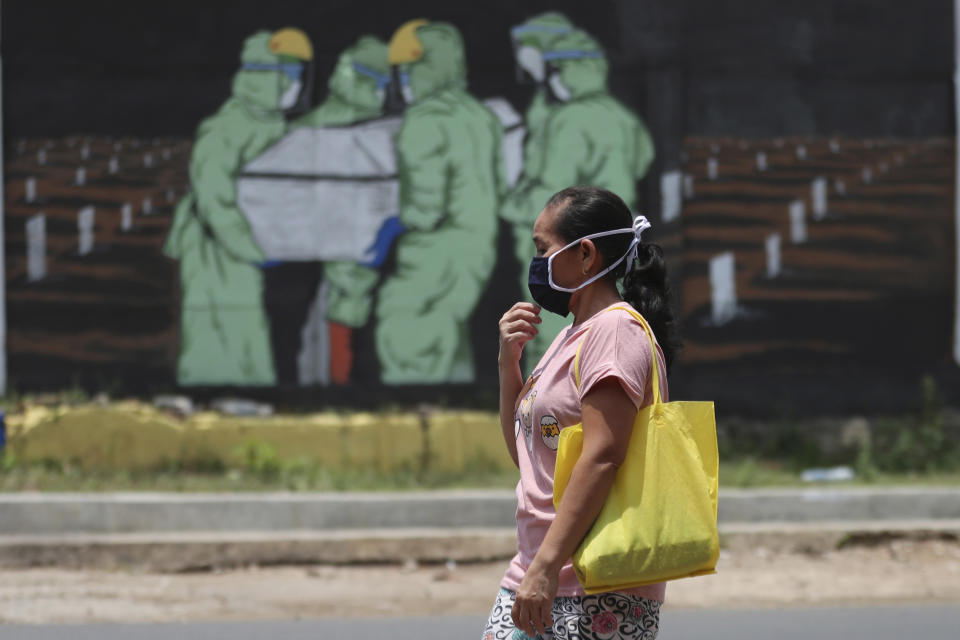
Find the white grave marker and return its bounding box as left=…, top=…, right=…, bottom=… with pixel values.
left=660, top=170, right=682, bottom=223
left=37, top=149, right=46, bottom=165
left=835, top=179, right=846, bottom=195
left=796, top=145, right=807, bottom=160
left=81, top=145, right=90, bottom=161
left=162, top=148, right=171, bottom=161
left=142, top=197, right=153, bottom=215
left=862, top=167, right=873, bottom=184
left=77, top=207, right=95, bottom=255
left=707, top=157, right=718, bottom=181
left=25, top=177, right=37, bottom=203
left=709, top=252, right=737, bottom=326
left=811, top=176, right=828, bottom=220
left=830, top=139, right=840, bottom=153
left=121, top=203, right=133, bottom=231
left=683, top=174, right=695, bottom=199
left=109, top=156, right=119, bottom=174
left=26, top=214, right=46, bottom=281
left=766, top=233, right=781, bottom=278
left=756, top=151, right=767, bottom=172
left=144, top=153, right=154, bottom=168
left=75, top=167, right=86, bottom=186
left=789, top=200, right=807, bottom=243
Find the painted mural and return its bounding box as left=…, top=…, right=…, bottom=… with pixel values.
left=2, top=2, right=958, bottom=414
left=157, top=14, right=647, bottom=387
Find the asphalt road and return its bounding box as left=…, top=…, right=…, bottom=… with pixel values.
left=2, top=605, right=958, bottom=639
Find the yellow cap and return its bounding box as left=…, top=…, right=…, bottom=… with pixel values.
left=388, top=19, right=430, bottom=64
left=270, top=28, right=314, bottom=61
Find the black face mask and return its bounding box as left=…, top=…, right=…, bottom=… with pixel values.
left=526, top=222, right=651, bottom=318
left=528, top=256, right=571, bottom=317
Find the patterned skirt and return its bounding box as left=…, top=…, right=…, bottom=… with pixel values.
left=482, top=587, right=661, bottom=640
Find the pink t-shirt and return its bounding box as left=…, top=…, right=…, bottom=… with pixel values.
left=500, top=302, right=668, bottom=601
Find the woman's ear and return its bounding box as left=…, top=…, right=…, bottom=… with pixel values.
left=580, top=239, right=599, bottom=274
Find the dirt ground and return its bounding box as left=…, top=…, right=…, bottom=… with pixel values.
left=1, top=538, right=959, bottom=625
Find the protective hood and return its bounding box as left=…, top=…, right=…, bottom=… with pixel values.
left=327, top=36, right=390, bottom=112
left=402, top=22, right=467, bottom=104
left=231, top=30, right=307, bottom=113
left=544, top=29, right=608, bottom=100
left=511, top=12, right=573, bottom=51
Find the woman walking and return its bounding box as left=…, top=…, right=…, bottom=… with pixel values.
left=485, top=186, right=680, bottom=640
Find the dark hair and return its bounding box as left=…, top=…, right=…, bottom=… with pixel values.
left=547, top=185, right=682, bottom=371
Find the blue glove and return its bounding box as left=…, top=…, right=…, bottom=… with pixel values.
left=256, top=260, right=285, bottom=269
left=360, top=216, right=405, bottom=268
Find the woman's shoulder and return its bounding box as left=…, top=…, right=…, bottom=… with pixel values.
left=588, top=304, right=650, bottom=338
left=576, top=305, right=658, bottom=405
left=576, top=305, right=651, bottom=357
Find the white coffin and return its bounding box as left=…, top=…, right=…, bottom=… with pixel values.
left=237, top=98, right=524, bottom=262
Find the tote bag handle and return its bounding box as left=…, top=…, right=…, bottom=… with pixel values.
left=574, top=306, right=662, bottom=406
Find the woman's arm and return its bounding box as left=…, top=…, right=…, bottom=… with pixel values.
left=498, top=359, right=522, bottom=468
left=497, top=302, right=542, bottom=468
left=511, top=377, right=635, bottom=637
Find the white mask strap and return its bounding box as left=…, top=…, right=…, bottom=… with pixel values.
left=546, top=216, right=652, bottom=293
left=624, top=215, right=651, bottom=274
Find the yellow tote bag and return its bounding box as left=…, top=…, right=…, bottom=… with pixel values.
left=553, top=306, right=719, bottom=594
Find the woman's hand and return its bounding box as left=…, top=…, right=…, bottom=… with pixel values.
left=511, top=559, right=559, bottom=638
left=498, top=302, right=541, bottom=365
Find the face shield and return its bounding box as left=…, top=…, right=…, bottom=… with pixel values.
left=243, top=60, right=313, bottom=115
left=509, top=23, right=571, bottom=85
left=541, top=49, right=603, bottom=104
left=384, top=65, right=412, bottom=114
left=351, top=62, right=391, bottom=111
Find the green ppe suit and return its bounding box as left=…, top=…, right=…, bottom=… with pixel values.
left=163, top=32, right=300, bottom=385
left=376, top=22, right=505, bottom=384
left=500, top=29, right=656, bottom=369
left=292, top=36, right=389, bottom=329
left=510, top=12, right=574, bottom=181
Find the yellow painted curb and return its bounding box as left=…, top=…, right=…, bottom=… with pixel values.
left=4, top=404, right=515, bottom=473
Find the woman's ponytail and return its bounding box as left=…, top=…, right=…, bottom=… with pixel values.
left=621, top=243, right=682, bottom=371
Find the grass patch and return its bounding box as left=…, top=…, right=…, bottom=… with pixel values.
left=719, top=457, right=960, bottom=489
left=2, top=452, right=960, bottom=492
left=0, top=447, right=522, bottom=492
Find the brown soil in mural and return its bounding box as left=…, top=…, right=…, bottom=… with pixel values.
left=679, top=137, right=953, bottom=331
left=1, top=538, right=958, bottom=624
left=5, top=137, right=189, bottom=389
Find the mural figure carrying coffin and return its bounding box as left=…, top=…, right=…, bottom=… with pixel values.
left=163, top=29, right=313, bottom=386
